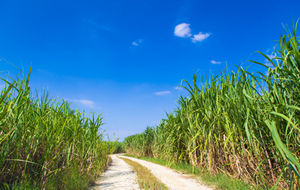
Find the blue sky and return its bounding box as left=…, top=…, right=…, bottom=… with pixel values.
left=1, top=0, right=299, bottom=141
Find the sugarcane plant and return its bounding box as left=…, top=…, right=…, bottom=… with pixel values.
left=124, top=21, right=300, bottom=189
left=0, top=64, right=111, bottom=189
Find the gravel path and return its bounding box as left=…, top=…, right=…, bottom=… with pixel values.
left=91, top=154, right=213, bottom=190
left=120, top=155, right=213, bottom=190
left=89, top=155, right=139, bottom=190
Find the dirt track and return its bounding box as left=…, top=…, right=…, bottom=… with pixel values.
left=90, top=155, right=139, bottom=190
left=91, top=154, right=213, bottom=190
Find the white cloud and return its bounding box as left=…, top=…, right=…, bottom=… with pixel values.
left=264, top=54, right=276, bottom=69
left=132, top=39, right=142, bottom=46
left=211, top=60, right=221, bottom=64
left=174, top=23, right=192, bottom=38
left=0, top=84, right=5, bottom=90
left=265, top=62, right=274, bottom=67
left=174, top=23, right=211, bottom=43
left=266, top=54, right=276, bottom=60
left=191, top=32, right=210, bottom=42
left=265, top=71, right=269, bottom=76
left=175, top=86, right=183, bottom=90
left=266, top=44, right=277, bottom=53
left=153, top=91, right=171, bottom=96
left=78, top=99, right=95, bottom=108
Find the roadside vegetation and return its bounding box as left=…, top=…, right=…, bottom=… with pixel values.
left=124, top=22, right=300, bottom=189
left=120, top=157, right=168, bottom=190
left=110, top=141, right=126, bottom=154
left=0, top=64, right=113, bottom=189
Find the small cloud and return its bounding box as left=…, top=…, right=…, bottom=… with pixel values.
left=191, top=32, right=210, bottom=42
left=174, top=23, right=192, bottom=38
left=265, top=62, right=274, bottom=67
left=132, top=39, right=142, bottom=46
left=175, top=86, right=183, bottom=90
left=211, top=60, right=221, bottom=64
left=265, top=71, right=269, bottom=76
left=264, top=54, right=276, bottom=69
left=265, top=54, right=276, bottom=60
left=82, top=19, right=110, bottom=32
left=154, top=91, right=171, bottom=96
left=0, top=84, right=5, bottom=90
left=78, top=99, right=95, bottom=108
left=266, top=44, right=278, bottom=53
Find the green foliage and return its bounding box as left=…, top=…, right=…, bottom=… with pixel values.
left=112, top=141, right=125, bottom=153
left=103, top=141, right=125, bottom=154
left=124, top=22, right=300, bottom=189
left=0, top=65, right=111, bottom=189
left=124, top=126, right=155, bottom=157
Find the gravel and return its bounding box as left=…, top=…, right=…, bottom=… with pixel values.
left=89, top=154, right=139, bottom=190
left=91, top=154, right=213, bottom=190
left=120, top=155, right=213, bottom=190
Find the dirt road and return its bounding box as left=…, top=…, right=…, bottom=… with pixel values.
left=91, top=154, right=213, bottom=190
left=90, top=155, right=139, bottom=190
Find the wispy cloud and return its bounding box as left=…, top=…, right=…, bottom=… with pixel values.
left=78, top=99, right=95, bottom=107
left=265, top=62, right=274, bottom=67
left=211, top=60, right=221, bottom=64
left=82, top=18, right=110, bottom=31
left=265, top=71, right=269, bottom=76
left=174, top=23, right=192, bottom=37
left=132, top=39, right=142, bottom=46
left=191, top=32, right=210, bottom=42
left=264, top=53, right=277, bottom=76
left=266, top=54, right=276, bottom=60
left=68, top=98, right=96, bottom=108
left=0, top=84, right=5, bottom=90
left=264, top=54, right=276, bottom=69
left=266, top=45, right=277, bottom=53
left=175, top=86, right=183, bottom=90
left=154, top=91, right=171, bottom=96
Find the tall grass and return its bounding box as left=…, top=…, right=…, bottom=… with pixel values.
left=0, top=65, right=111, bottom=189
left=124, top=22, right=300, bottom=189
